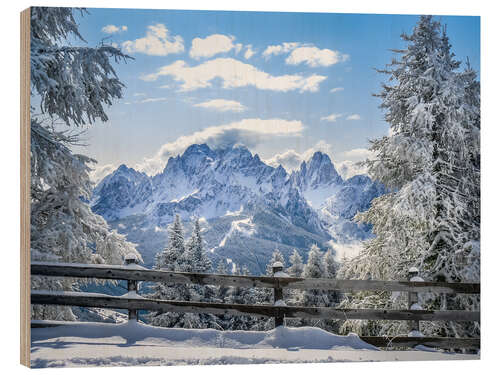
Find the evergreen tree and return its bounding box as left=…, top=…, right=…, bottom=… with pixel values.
left=323, top=249, right=340, bottom=305
left=184, top=219, right=212, bottom=273
left=300, top=245, right=328, bottom=307
left=339, top=16, right=480, bottom=338
left=322, top=249, right=341, bottom=332
left=297, top=245, right=328, bottom=329
left=148, top=216, right=189, bottom=327
left=287, top=249, right=304, bottom=278
left=29, top=7, right=139, bottom=321
left=285, top=249, right=304, bottom=308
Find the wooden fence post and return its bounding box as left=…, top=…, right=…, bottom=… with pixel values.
left=272, top=261, right=286, bottom=327
left=408, top=267, right=422, bottom=335
left=124, top=253, right=139, bottom=321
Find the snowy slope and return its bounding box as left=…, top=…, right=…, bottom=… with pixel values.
left=31, top=321, right=478, bottom=368
left=91, top=144, right=385, bottom=272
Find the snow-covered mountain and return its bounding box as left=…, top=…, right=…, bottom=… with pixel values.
left=91, top=144, right=385, bottom=273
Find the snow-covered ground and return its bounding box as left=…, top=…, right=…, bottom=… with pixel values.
left=30, top=321, right=478, bottom=368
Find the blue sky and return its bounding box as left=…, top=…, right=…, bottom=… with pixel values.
left=68, top=9, right=480, bottom=180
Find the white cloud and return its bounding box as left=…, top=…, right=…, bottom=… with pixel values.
left=90, top=163, right=117, bottom=184
left=336, top=160, right=369, bottom=180
left=194, top=99, right=247, bottom=112
left=190, top=34, right=239, bottom=59
left=264, top=141, right=332, bottom=172
left=346, top=114, right=361, bottom=120
left=102, top=25, right=127, bottom=34
left=341, top=148, right=374, bottom=162
left=133, top=93, right=146, bottom=97
left=136, top=118, right=305, bottom=174
left=140, top=97, right=169, bottom=103
left=124, top=96, right=169, bottom=104
left=265, top=142, right=373, bottom=179
left=330, top=87, right=344, bottom=93
left=244, top=45, right=256, bottom=59
left=122, top=24, right=184, bottom=56
left=320, top=113, right=343, bottom=122
left=142, top=58, right=326, bottom=93
left=262, top=42, right=299, bottom=58
left=286, top=46, right=349, bottom=67
left=263, top=43, right=348, bottom=67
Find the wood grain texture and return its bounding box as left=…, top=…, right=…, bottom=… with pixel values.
left=20, top=7, right=31, bottom=368
left=30, top=291, right=480, bottom=322
left=31, top=262, right=481, bottom=294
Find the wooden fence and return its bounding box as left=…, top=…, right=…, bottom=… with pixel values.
left=30, top=260, right=480, bottom=350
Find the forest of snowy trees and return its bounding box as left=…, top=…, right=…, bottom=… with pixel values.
left=144, top=214, right=341, bottom=331
left=28, top=8, right=479, bottom=341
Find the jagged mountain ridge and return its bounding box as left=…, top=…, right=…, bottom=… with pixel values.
left=91, top=144, right=385, bottom=273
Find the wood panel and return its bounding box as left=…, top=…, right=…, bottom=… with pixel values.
left=20, top=7, right=31, bottom=368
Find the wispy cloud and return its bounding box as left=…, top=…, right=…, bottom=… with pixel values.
left=194, top=99, right=247, bottom=112
left=341, top=148, right=373, bottom=161
left=264, top=141, right=333, bottom=171
left=122, top=24, right=184, bottom=56
left=89, top=163, right=118, bottom=184
left=330, top=87, right=344, bottom=93
left=265, top=142, right=373, bottom=179
left=142, top=58, right=326, bottom=93
left=124, top=96, right=169, bottom=104
left=190, top=34, right=239, bottom=59
left=102, top=24, right=127, bottom=34
left=244, top=45, right=256, bottom=59
left=262, top=42, right=299, bottom=58
left=140, top=97, right=169, bottom=103
left=136, top=118, right=305, bottom=174
left=320, top=113, right=343, bottom=122
left=346, top=114, right=361, bottom=120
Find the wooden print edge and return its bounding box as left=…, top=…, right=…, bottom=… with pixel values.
left=20, top=7, right=31, bottom=368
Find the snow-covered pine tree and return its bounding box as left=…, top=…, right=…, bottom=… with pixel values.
left=147, top=216, right=190, bottom=328
left=182, top=218, right=218, bottom=328
left=29, top=7, right=140, bottom=321
left=323, top=249, right=340, bottom=305
left=296, top=244, right=329, bottom=329
left=287, top=249, right=304, bottom=278
left=339, top=15, right=480, bottom=338
left=184, top=219, right=212, bottom=273
left=285, top=249, right=304, bottom=308
left=161, top=214, right=186, bottom=272
left=322, top=249, right=341, bottom=332
left=300, top=245, right=328, bottom=307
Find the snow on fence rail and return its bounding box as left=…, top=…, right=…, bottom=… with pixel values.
left=31, top=262, right=480, bottom=294
left=31, top=261, right=480, bottom=349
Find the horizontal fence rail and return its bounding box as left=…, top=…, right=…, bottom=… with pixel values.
left=31, top=262, right=480, bottom=294
left=31, top=291, right=480, bottom=322
left=30, top=261, right=480, bottom=349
